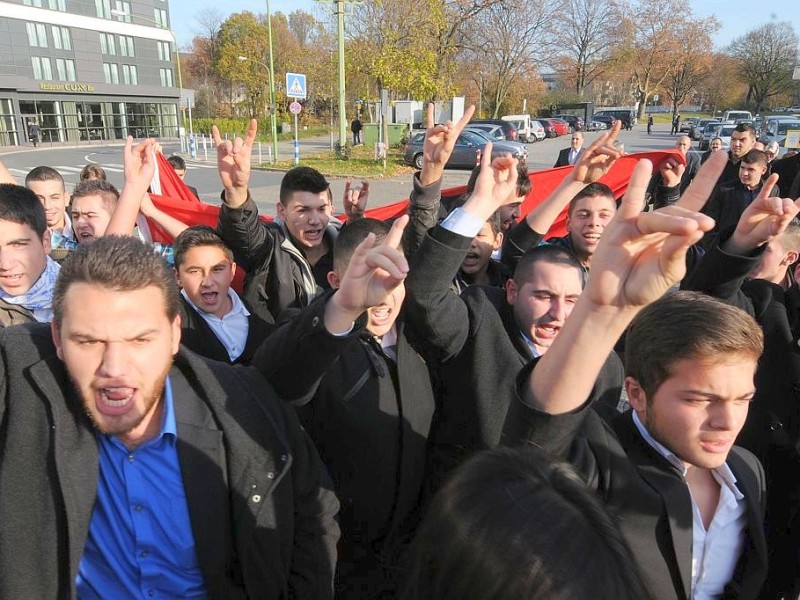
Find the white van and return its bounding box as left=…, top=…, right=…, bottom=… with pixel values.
left=722, top=110, right=753, bottom=123
left=502, top=114, right=544, bottom=143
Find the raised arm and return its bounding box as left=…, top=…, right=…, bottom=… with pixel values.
left=343, top=180, right=369, bottom=221
left=522, top=151, right=725, bottom=416
left=214, top=119, right=257, bottom=209
left=105, top=137, right=157, bottom=237
left=404, top=103, right=476, bottom=259
left=405, top=146, right=519, bottom=360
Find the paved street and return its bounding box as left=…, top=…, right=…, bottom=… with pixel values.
left=0, top=123, right=682, bottom=217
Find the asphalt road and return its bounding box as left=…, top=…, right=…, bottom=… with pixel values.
left=0, top=123, right=680, bottom=217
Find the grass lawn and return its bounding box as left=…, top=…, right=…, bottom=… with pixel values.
left=648, top=112, right=711, bottom=124
left=259, top=144, right=416, bottom=177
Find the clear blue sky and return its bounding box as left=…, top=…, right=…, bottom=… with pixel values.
left=167, top=0, right=800, bottom=54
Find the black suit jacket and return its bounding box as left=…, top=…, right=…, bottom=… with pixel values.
left=503, top=359, right=768, bottom=599
left=0, top=324, right=339, bottom=599
left=177, top=294, right=274, bottom=365
left=554, top=146, right=584, bottom=167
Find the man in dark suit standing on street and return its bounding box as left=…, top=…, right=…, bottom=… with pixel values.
left=554, top=131, right=585, bottom=167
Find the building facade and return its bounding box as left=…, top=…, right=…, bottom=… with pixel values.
left=0, top=0, right=180, bottom=146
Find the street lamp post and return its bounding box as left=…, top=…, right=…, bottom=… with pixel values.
left=110, top=9, right=189, bottom=140
left=238, top=54, right=278, bottom=163
left=316, top=0, right=349, bottom=152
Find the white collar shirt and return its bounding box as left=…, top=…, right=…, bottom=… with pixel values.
left=631, top=411, right=747, bottom=599
left=181, top=288, right=250, bottom=362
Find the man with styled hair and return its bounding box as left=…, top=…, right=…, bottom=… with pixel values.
left=0, top=234, right=340, bottom=598
left=173, top=225, right=273, bottom=365
left=25, top=166, right=72, bottom=241
left=504, top=152, right=769, bottom=598
left=0, top=183, right=59, bottom=324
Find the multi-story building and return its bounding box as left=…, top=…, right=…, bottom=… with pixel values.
left=0, top=0, right=182, bottom=146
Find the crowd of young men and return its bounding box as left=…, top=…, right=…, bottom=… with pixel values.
left=0, top=108, right=800, bottom=599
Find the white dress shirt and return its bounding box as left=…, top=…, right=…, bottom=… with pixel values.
left=631, top=411, right=747, bottom=598
left=181, top=288, right=250, bottom=362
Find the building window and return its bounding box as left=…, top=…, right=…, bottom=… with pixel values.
left=154, top=8, right=168, bottom=28
left=32, top=57, right=53, bottom=80
left=99, top=33, right=115, bottom=55
left=159, top=67, right=173, bottom=87
left=113, top=0, right=131, bottom=22
left=52, top=26, right=71, bottom=51
left=56, top=58, right=77, bottom=81
left=26, top=23, right=48, bottom=48
left=157, top=41, right=170, bottom=61
left=103, top=62, right=119, bottom=84
left=47, top=0, right=66, bottom=10
left=122, top=64, right=138, bottom=85
left=95, top=0, right=111, bottom=18
left=23, top=0, right=44, bottom=7
left=119, top=36, right=134, bottom=57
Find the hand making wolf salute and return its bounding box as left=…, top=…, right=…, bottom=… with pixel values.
left=214, top=120, right=364, bottom=324
left=504, top=150, right=769, bottom=598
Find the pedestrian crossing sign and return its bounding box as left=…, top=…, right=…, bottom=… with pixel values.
left=286, top=73, right=307, bottom=99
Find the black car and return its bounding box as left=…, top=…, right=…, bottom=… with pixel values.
left=591, top=115, right=616, bottom=129
left=469, top=119, right=519, bottom=141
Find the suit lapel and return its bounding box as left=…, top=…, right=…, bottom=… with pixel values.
left=169, top=365, right=234, bottom=590
left=29, top=356, right=99, bottom=585
left=615, top=415, right=693, bottom=599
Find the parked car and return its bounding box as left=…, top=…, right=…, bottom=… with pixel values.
left=789, top=106, right=800, bottom=114
left=594, top=109, right=635, bottom=128
left=716, top=124, right=737, bottom=150
left=699, top=122, right=726, bottom=150
left=501, top=114, right=543, bottom=143
left=762, top=119, right=800, bottom=154
left=553, top=114, right=585, bottom=131
left=549, top=118, right=572, bottom=136
left=691, top=118, right=718, bottom=140
left=762, top=115, right=800, bottom=137
left=586, top=119, right=607, bottom=131
left=469, top=119, right=519, bottom=141
left=466, top=123, right=506, bottom=141
left=680, top=117, right=698, bottom=133
left=536, top=118, right=558, bottom=138
left=465, top=127, right=529, bottom=158
left=403, top=130, right=527, bottom=170
left=591, top=115, right=616, bottom=130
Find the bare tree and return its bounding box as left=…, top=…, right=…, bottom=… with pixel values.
left=461, top=0, right=558, bottom=117
left=558, top=0, right=620, bottom=96
left=728, top=22, right=799, bottom=113
left=663, top=18, right=718, bottom=117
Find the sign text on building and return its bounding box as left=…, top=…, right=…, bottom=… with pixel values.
left=39, top=82, right=95, bottom=92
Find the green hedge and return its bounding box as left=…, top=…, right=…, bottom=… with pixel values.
left=190, top=118, right=331, bottom=141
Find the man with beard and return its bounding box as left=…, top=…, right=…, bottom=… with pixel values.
left=0, top=181, right=341, bottom=597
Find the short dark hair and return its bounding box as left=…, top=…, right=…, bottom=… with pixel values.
left=53, top=235, right=179, bottom=326
left=25, top=166, right=64, bottom=189
left=279, top=166, right=330, bottom=205
left=71, top=180, right=120, bottom=214
left=403, top=446, right=654, bottom=600
left=79, top=164, right=107, bottom=182
left=173, top=225, right=233, bottom=269
left=0, top=183, right=48, bottom=238
left=625, top=291, right=763, bottom=399
left=741, top=149, right=768, bottom=167
left=466, top=160, right=531, bottom=199
left=513, top=244, right=583, bottom=286
left=167, top=155, right=187, bottom=171
left=568, top=182, right=615, bottom=216
left=733, top=123, right=757, bottom=138
left=333, top=217, right=393, bottom=274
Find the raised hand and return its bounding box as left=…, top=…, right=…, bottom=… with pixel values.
left=727, top=173, right=800, bottom=254
left=570, top=121, right=622, bottom=184
left=420, top=103, right=476, bottom=185
left=326, top=216, right=409, bottom=332
left=660, top=155, right=686, bottom=189
left=343, top=180, right=369, bottom=220
left=213, top=118, right=257, bottom=207
left=122, top=136, right=157, bottom=194
left=462, top=143, right=520, bottom=220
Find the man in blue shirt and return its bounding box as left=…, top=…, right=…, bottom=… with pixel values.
left=0, top=235, right=340, bottom=599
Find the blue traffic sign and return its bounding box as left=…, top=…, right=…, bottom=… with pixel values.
left=286, top=73, right=307, bottom=99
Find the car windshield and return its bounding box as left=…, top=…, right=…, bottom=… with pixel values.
left=411, top=133, right=425, bottom=144
left=719, top=126, right=735, bottom=137
left=462, top=130, right=490, bottom=144
left=777, top=122, right=800, bottom=134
